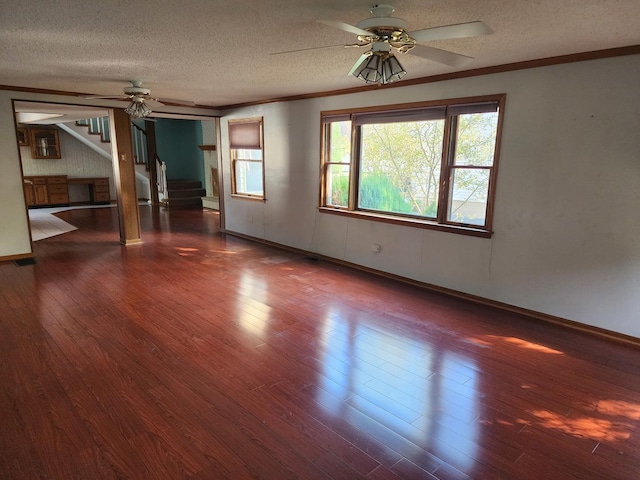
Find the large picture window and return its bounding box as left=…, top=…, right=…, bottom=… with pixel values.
left=320, top=95, right=504, bottom=236
left=229, top=117, right=264, bottom=199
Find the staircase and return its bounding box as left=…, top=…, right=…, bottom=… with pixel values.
left=76, top=117, right=110, bottom=143
left=73, top=118, right=204, bottom=209
left=76, top=118, right=149, bottom=169
left=166, top=180, right=205, bottom=209
left=72, top=118, right=153, bottom=201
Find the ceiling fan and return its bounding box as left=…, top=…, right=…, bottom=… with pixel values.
left=85, top=80, right=194, bottom=118
left=318, top=4, right=493, bottom=84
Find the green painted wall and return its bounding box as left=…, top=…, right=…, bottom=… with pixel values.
left=155, top=119, right=204, bottom=183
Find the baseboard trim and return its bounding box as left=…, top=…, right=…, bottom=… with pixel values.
left=0, top=252, right=35, bottom=265
left=220, top=229, right=640, bottom=349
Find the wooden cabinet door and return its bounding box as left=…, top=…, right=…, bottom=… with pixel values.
left=34, top=184, right=48, bottom=205
left=24, top=183, right=35, bottom=206
left=30, top=128, right=61, bottom=159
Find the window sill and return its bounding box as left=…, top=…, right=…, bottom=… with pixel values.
left=318, top=207, right=492, bottom=238
left=231, top=193, right=266, bottom=202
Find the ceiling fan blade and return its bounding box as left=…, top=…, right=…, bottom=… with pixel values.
left=145, top=99, right=165, bottom=108
left=84, top=95, right=129, bottom=100
left=318, top=20, right=372, bottom=37
left=407, top=45, right=474, bottom=68
left=129, top=117, right=158, bottom=123
left=409, top=21, right=493, bottom=43
left=348, top=53, right=371, bottom=76
left=155, top=98, right=196, bottom=107
left=271, top=44, right=348, bottom=55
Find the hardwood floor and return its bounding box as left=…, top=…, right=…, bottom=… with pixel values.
left=1, top=205, right=639, bottom=479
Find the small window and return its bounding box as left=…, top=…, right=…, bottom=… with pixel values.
left=320, top=96, right=504, bottom=237
left=323, top=115, right=352, bottom=208
left=229, top=117, right=264, bottom=199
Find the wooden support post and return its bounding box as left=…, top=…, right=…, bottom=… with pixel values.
left=109, top=108, right=142, bottom=245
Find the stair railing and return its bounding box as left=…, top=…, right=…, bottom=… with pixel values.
left=78, top=117, right=164, bottom=204
left=156, top=155, right=168, bottom=204
left=76, top=117, right=110, bottom=143
left=130, top=121, right=149, bottom=169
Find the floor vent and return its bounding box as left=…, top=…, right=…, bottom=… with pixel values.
left=15, top=257, right=37, bottom=266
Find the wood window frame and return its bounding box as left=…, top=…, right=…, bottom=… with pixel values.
left=229, top=117, right=265, bottom=200
left=319, top=94, right=506, bottom=238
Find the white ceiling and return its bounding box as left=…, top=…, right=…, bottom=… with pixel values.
left=2, top=1, right=639, bottom=108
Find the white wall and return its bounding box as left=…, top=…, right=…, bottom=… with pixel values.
left=220, top=55, right=640, bottom=338
left=0, top=98, right=31, bottom=257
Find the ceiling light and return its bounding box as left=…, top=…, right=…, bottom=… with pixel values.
left=381, top=54, right=406, bottom=83
left=124, top=97, right=152, bottom=118
left=352, top=52, right=384, bottom=83
left=351, top=43, right=407, bottom=85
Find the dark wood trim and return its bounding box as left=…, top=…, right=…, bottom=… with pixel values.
left=318, top=116, right=327, bottom=209
left=229, top=193, right=266, bottom=202
left=198, top=144, right=216, bottom=151
left=218, top=45, right=640, bottom=110
left=0, top=84, right=214, bottom=110
left=220, top=228, right=640, bottom=348
left=438, top=110, right=454, bottom=224
left=485, top=94, right=507, bottom=234
left=322, top=93, right=506, bottom=117
left=348, top=121, right=360, bottom=211
left=321, top=206, right=492, bottom=237
left=0, top=252, right=35, bottom=264
left=1, top=85, right=97, bottom=97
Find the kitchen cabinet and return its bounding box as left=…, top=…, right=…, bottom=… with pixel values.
left=29, top=128, right=61, bottom=159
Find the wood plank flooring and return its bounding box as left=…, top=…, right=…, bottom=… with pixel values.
left=1, top=205, right=640, bottom=479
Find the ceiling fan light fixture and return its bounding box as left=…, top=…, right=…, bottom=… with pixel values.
left=352, top=52, right=383, bottom=84
left=320, top=5, right=493, bottom=84
left=352, top=51, right=406, bottom=85
left=124, top=97, right=152, bottom=118
left=381, top=54, right=406, bottom=83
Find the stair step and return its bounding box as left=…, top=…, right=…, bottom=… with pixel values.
left=166, top=197, right=203, bottom=209
left=167, top=180, right=202, bottom=190
left=163, top=179, right=204, bottom=208
left=167, top=188, right=206, bottom=199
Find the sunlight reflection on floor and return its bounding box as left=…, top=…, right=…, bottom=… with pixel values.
left=531, top=410, right=632, bottom=442
left=318, top=309, right=480, bottom=471
left=466, top=335, right=563, bottom=354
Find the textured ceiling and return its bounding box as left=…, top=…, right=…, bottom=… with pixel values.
left=1, top=0, right=639, bottom=108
